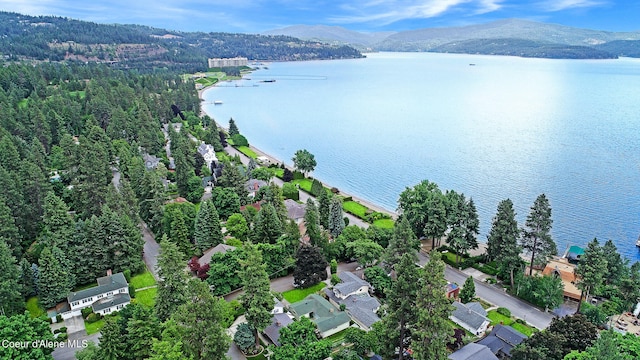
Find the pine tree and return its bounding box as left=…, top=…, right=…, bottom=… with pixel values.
left=171, top=279, right=231, bottom=360
left=304, top=198, right=323, bottom=246
left=522, top=194, right=557, bottom=275
left=576, top=238, right=607, bottom=313
left=328, top=196, right=345, bottom=238
left=19, top=258, right=36, bottom=298
left=38, top=246, right=75, bottom=308
left=459, top=276, right=476, bottom=303
left=217, top=161, right=248, bottom=204
left=413, top=251, right=452, bottom=360
left=126, top=304, right=161, bottom=360
left=170, top=210, right=191, bottom=255
left=239, top=243, right=275, bottom=349
left=252, top=203, right=283, bottom=244
left=0, top=196, right=21, bottom=259
left=317, top=189, right=331, bottom=228
left=487, top=199, right=522, bottom=288
left=0, top=238, right=24, bottom=316
left=228, top=117, right=240, bottom=136
left=99, top=316, right=126, bottom=360
left=387, top=253, right=420, bottom=360
left=384, top=217, right=419, bottom=269
left=293, top=245, right=328, bottom=288
left=193, top=200, right=223, bottom=252
left=446, top=193, right=479, bottom=265
left=155, top=236, right=189, bottom=321
left=247, top=158, right=257, bottom=178
left=76, top=125, right=112, bottom=218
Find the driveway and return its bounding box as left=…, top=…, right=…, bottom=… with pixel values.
left=52, top=333, right=101, bottom=360
left=64, top=315, right=86, bottom=338
left=141, top=222, right=160, bottom=281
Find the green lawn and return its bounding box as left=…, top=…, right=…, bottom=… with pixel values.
left=487, top=310, right=514, bottom=326
left=271, top=168, right=284, bottom=178
left=130, top=270, right=156, bottom=289
left=68, top=90, right=86, bottom=99
left=292, top=179, right=313, bottom=193
left=282, top=282, right=326, bottom=303
left=342, top=201, right=368, bottom=219
left=373, top=218, right=395, bottom=229
left=511, top=322, right=537, bottom=337
left=134, top=287, right=158, bottom=307
left=26, top=297, right=45, bottom=318
left=85, top=318, right=105, bottom=335
left=237, top=146, right=257, bottom=159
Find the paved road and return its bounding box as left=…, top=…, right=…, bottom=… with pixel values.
left=141, top=222, right=161, bottom=281
left=51, top=333, right=101, bottom=360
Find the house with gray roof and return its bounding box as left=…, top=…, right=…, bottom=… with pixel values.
left=245, top=179, right=268, bottom=198
left=142, top=153, right=162, bottom=170
left=264, top=312, right=294, bottom=346
left=476, top=324, right=527, bottom=358
left=198, top=243, right=236, bottom=267
left=289, top=294, right=350, bottom=338
left=325, top=272, right=381, bottom=330
left=451, top=301, right=491, bottom=336
left=67, top=271, right=130, bottom=317
left=284, top=199, right=306, bottom=224
left=197, top=142, right=218, bottom=169
left=449, top=343, right=499, bottom=360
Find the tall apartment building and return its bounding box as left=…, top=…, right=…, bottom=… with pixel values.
left=208, top=57, right=248, bottom=68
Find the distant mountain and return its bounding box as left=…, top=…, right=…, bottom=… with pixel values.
left=265, top=19, right=640, bottom=59
left=0, top=12, right=363, bottom=73
left=263, top=25, right=395, bottom=49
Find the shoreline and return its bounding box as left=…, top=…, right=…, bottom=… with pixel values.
left=199, top=83, right=398, bottom=221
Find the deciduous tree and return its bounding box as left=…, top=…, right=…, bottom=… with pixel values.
left=0, top=313, right=55, bottom=359
left=397, top=180, right=447, bottom=249
left=292, top=149, right=317, bottom=175
left=293, top=245, right=328, bottom=288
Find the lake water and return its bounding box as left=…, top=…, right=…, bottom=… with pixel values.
left=203, top=52, right=640, bottom=260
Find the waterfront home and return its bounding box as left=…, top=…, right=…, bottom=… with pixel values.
left=540, top=257, right=581, bottom=301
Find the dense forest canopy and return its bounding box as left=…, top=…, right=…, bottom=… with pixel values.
left=0, top=11, right=363, bottom=73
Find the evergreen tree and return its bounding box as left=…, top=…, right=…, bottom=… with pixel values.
left=38, top=246, right=75, bottom=308
left=487, top=199, right=522, bottom=288
left=205, top=122, right=223, bottom=152
left=170, top=210, right=191, bottom=255
left=328, top=196, right=345, bottom=238
left=0, top=196, right=21, bottom=259
left=193, top=200, right=223, bottom=252
left=522, top=194, right=557, bottom=275
left=397, top=180, right=447, bottom=249
left=246, top=158, right=257, bottom=178
left=384, top=217, right=419, bottom=269
left=446, top=193, right=479, bottom=265
left=239, top=243, right=275, bottom=349
left=228, top=117, right=240, bottom=136
left=387, top=253, right=420, bottom=360
left=252, top=203, right=283, bottom=244
left=293, top=245, right=328, bottom=288
left=601, top=239, right=626, bottom=285
left=100, top=316, right=126, bottom=360
left=155, top=236, right=189, bottom=321
left=317, top=188, right=331, bottom=228
left=413, top=251, right=452, bottom=360
left=75, top=125, right=112, bottom=218
left=304, top=198, right=323, bottom=247
left=19, top=258, right=36, bottom=298
left=459, top=276, right=476, bottom=303
left=171, top=279, right=231, bottom=360
left=576, top=238, right=607, bottom=313
left=217, top=161, right=248, bottom=204
left=0, top=238, right=24, bottom=316
left=126, top=304, right=161, bottom=360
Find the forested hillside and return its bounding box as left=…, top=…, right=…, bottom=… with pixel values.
left=0, top=12, right=363, bottom=73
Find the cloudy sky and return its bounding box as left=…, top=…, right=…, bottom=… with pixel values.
left=0, top=0, right=637, bottom=34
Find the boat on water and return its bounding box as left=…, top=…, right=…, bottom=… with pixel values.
left=636, top=235, right=640, bottom=247
left=261, top=79, right=276, bottom=83
left=214, top=100, right=223, bottom=105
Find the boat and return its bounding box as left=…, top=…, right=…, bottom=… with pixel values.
left=214, top=100, right=223, bottom=105
left=261, top=79, right=276, bottom=83
left=636, top=235, right=640, bottom=247
left=469, top=63, right=476, bottom=66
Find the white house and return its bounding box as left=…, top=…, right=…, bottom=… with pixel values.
left=197, top=142, right=218, bottom=169
left=66, top=271, right=131, bottom=317
left=333, top=272, right=370, bottom=299
left=325, top=272, right=381, bottom=330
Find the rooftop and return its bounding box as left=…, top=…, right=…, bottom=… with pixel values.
left=289, top=294, right=350, bottom=333
left=477, top=324, right=527, bottom=357
left=68, top=272, right=128, bottom=303
left=92, top=293, right=131, bottom=312
left=449, top=343, right=499, bottom=360
left=451, top=302, right=490, bottom=333
left=198, top=244, right=237, bottom=266
left=263, top=312, right=293, bottom=346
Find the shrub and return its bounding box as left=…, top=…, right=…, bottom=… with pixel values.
left=129, top=285, right=136, bottom=298
left=230, top=134, right=249, bottom=147
left=516, top=318, right=526, bottom=325
left=292, top=171, right=305, bottom=180
left=123, top=269, right=132, bottom=282
left=310, top=179, right=324, bottom=197
left=59, top=327, right=67, bottom=333
left=340, top=303, right=347, bottom=311
left=282, top=168, right=293, bottom=182
left=497, top=307, right=511, bottom=317
left=330, top=259, right=338, bottom=274
left=226, top=238, right=243, bottom=247
left=344, top=217, right=349, bottom=226
left=86, top=313, right=102, bottom=324
left=331, top=274, right=341, bottom=286
left=81, top=307, right=93, bottom=319
left=234, top=323, right=256, bottom=353
left=53, top=328, right=61, bottom=334
left=282, top=182, right=299, bottom=200
left=57, top=333, right=68, bottom=341
left=56, top=314, right=62, bottom=322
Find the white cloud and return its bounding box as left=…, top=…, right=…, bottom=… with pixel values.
left=330, top=0, right=475, bottom=24
left=476, top=0, right=503, bottom=14
left=540, top=0, right=607, bottom=11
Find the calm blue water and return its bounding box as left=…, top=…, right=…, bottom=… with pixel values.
left=203, top=52, right=640, bottom=260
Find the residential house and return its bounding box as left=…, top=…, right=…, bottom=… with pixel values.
left=66, top=271, right=130, bottom=318
left=245, top=179, right=268, bottom=198
left=197, top=244, right=236, bottom=267
left=197, top=142, right=218, bottom=170
left=446, top=282, right=460, bottom=299
left=477, top=324, right=527, bottom=359
left=325, top=272, right=381, bottom=330
left=449, top=343, right=499, bottom=360
left=541, top=257, right=581, bottom=301
left=284, top=199, right=306, bottom=224
left=142, top=153, right=162, bottom=170
left=289, top=294, right=351, bottom=338
left=264, top=313, right=294, bottom=346
left=451, top=301, right=491, bottom=336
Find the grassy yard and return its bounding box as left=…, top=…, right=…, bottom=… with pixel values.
left=26, top=297, right=45, bottom=318
left=130, top=270, right=156, bottom=289
left=291, top=179, right=313, bottom=193
left=134, top=287, right=158, bottom=308
left=487, top=309, right=537, bottom=336
left=85, top=318, right=105, bottom=335
left=342, top=201, right=368, bottom=219
left=68, top=90, right=86, bottom=99
left=373, top=218, right=395, bottom=229
left=511, top=322, right=537, bottom=337
left=282, top=282, right=326, bottom=303
left=237, top=146, right=257, bottom=159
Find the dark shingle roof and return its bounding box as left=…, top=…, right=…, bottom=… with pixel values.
left=289, top=294, right=350, bottom=334
left=334, top=272, right=369, bottom=297
left=68, top=273, right=128, bottom=303
left=325, top=288, right=381, bottom=329
left=448, top=343, right=499, bottom=360
left=477, top=324, right=527, bottom=357
left=91, top=293, right=131, bottom=312
left=264, top=313, right=293, bottom=346
left=451, top=302, right=490, bottom=333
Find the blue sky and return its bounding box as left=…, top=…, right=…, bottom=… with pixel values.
left=0, top=0, right=637, bottom=34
